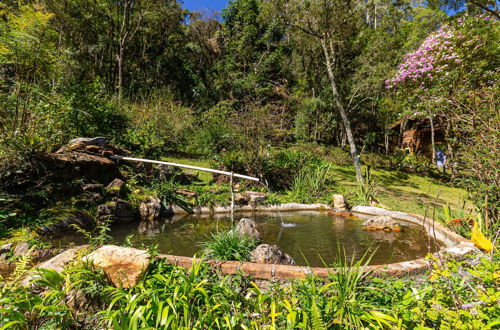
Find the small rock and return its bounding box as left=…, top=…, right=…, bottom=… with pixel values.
left=106, top=178, right=126, bottom=197
left=84, top=245, right=151, bottom=288
left=250, top=244, right=295, bottom=265
left=332, top=194, right=346, bottom=211
left=13, top=242, right=31, bottom=257
left=0, top=243, right=13, bottom=262
left=97, top=200, right=135, bottom=223
left=139, top=197, right=162, bottom=222
left=362, top=216, right=403, bottom=232
left=234, top=193, right=248, bottom=205
left=82, top=183, right=103, bottom=193
left=0, top=243, right=13, bottom=253
left=244, top=191, right=267, bottom=206
left=234, top=218, right=261, bottom=240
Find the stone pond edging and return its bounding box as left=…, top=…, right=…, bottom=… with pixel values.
left=156, top=205, right=477, bottom=280
left=19, top=205, right=478, bottom=284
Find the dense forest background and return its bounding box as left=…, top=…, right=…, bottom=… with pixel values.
left=0, top=0, right=498, bottom=224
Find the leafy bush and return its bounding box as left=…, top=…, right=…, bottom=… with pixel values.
left=201, top=230, right=258, bottom=261
left=191, top=100, right=239, bottom=155
left=65, top=81, right=128, bottom=139
left=120, top=95, right=195, bottom=157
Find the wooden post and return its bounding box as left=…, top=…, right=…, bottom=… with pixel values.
left=230, top=172, right=235, bottom=223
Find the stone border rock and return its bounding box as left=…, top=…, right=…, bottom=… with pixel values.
left=156, top=205, right=477, bottom=280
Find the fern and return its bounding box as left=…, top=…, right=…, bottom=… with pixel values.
left=9, top=246, right=36, bottom=284
left=310, top=298, right=326, bottom=330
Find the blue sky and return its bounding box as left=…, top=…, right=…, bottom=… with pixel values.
left=182, top=0, right=228, bottom=12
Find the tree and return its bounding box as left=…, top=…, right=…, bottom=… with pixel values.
left=274, top=0, right=365, bottom=181
left=387, top=14, right=499, bottom=230
left=428, top=0, right=500, bottom=19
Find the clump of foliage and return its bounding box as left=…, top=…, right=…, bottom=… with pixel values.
left=354, top=166, right=380, bottom=205
left=121, top=95, right=195, bottom=158
left=289, top=163, right=331, bottom=203
left=201, top=230, right=258, bottom=261
left=263, top=149, right=327, bottom=190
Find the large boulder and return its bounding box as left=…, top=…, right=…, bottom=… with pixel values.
left=37, top=210, right=94, bottom=237
left=139, top=197, right=162, bottom=222
left=233, top=218, right=261, bottom=240
left=97, top=200, right=135, bottom=223
left=21, top=246, right=88, bottom=286
left=362, top=216, right=403, bottom=232
left=250, top=244, right=295, bottom=265
left=84, top=245, right=151, bottom=288
left=62, top=137, right=128, bottom=156
left=39, top=152, right=122, bottom=183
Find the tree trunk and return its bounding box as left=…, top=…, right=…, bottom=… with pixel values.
left=430, top=116, right=436, bottom=164
left=117, top=46, right=123, bottom=100
left=384, top=128, right=389, bottom=155
left=320, top=39, right=363, bottom=182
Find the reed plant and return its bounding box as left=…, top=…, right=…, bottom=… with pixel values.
left=201, top=230, right=258, bottom=261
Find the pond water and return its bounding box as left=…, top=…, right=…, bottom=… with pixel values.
left=53, top=211, right=443, bottom=267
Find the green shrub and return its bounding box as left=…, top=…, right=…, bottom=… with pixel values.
left=201, top=230, right=258, bottom=261
left=120, top=95, right=195, bottom=157
left=65, top=81, right=128, bottom=139
left=191, top=100, right=239, bottom=155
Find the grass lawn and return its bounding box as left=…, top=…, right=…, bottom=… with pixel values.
left=163, top=155, right=473, bottom=224
left=329, top=165, right=473, bottom=222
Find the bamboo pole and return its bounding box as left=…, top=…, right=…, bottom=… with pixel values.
left=109, top=155, right=260, bottom=182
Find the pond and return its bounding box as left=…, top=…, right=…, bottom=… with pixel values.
left=53, top=211, right=443, bottom=267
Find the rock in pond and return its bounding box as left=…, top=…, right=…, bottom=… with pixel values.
left=233, top=218, right=261, bottom=240
left=97, top=200, right=135, bottom=223
left=139, top=196, right=162, bottom=222
left=362, top=215, right=403, bottom=232
left=84, top=245, right=151, bottom=288
left=250, top=244, right=295, bottom=265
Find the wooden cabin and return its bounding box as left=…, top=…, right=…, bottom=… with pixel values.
left=390, top=116, right=446, bottom=157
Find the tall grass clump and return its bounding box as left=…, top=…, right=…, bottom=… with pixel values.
left=290, top=163, right=331, bottom=203
left=201, top=230, right=258, bottom=261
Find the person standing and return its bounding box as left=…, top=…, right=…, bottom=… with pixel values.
left=436, top=149, right=447, bottom=173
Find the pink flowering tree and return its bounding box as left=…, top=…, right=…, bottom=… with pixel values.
left=387, top=14, right=499, bottom=232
